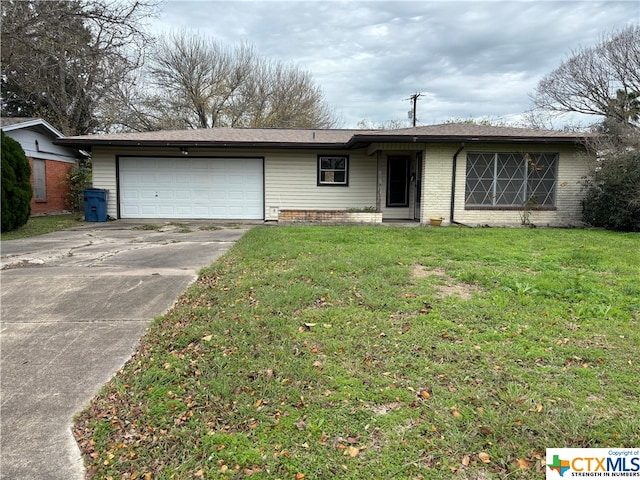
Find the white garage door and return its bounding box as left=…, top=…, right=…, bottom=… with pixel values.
left=119, top=157, right=263, bottom=219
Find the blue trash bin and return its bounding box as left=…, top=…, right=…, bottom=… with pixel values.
left=83, top=189, right=109, bottom=222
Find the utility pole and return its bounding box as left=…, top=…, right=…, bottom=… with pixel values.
left=409, top=92, right=422, bottom=127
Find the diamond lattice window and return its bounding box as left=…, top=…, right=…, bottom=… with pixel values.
left=465, top=152, right=558, bottom=207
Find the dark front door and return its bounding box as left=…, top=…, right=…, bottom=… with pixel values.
left=387, top=155, right=410, bottom=207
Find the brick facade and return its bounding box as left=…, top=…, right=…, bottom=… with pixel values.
left=29, top=157, right=74, bottom=215
left=278, top=209, right=382, bottom=224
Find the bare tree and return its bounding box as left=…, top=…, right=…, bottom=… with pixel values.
left=531, top=25, right=640, bottom=126
left=121, top=31, right=337, bottom=131
left=1, top=0, right=157, bottom=135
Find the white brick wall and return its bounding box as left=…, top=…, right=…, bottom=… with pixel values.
left=419, top=143, right=591, bottom=227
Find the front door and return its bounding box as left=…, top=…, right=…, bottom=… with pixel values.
left=386, top=155, right=410, bottom=208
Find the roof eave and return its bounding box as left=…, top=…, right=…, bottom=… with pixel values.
left=53, top=139, right=351, bottom=150
left=55, top=133, right=591, bottom=150
left=3, top=118, right=65, bottom=138
left=347, top=134, right=589, bottom=148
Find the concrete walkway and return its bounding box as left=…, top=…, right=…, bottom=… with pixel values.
left=0, top=220, right=253, bottom=480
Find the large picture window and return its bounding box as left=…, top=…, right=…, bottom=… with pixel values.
left=465, top=152, right=558, bottom=208
left=318, top=155, right=348, bottom=186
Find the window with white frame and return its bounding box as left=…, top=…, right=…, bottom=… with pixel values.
left=465, top=152, right=558, bottom=208
left=318, top=155, right=348, bottom=186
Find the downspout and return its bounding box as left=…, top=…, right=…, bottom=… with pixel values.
left=376, top=150, right=382, bottom=213
left=449, top=143, right=467, bottom=226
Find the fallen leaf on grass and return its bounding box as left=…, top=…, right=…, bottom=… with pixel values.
left=202, top=335, right=212, bottom=342
left=518, top=458, right=532, bottom=470
left=419, top=389, right=431, bottom=399
left=345, top=446, right=360, bottom=457
left=478, top=452, right=491, bottom=464
left=461, top=455, right=470, bottom=466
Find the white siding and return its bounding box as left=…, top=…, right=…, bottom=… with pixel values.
left=264, top=149, right=377, bottom=220
left=92, top=148, right=119, bottom=218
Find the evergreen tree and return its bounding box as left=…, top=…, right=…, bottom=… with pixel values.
left=1, top=132, right=33, bottom=232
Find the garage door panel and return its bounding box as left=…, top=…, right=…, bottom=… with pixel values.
left=174, top=190, right=192, bottom=201
left=119, top=157, right=263, bottom=219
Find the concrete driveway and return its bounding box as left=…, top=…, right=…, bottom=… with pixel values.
left=0, top=220, right=253, bottom=480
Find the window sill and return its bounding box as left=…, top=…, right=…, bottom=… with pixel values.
left=465, top=206, right=557, bottom=211
left=35, top=199, right=48, bottom=203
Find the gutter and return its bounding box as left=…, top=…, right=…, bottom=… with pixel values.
left=52, top=139, right=351, bottom=150
left=449, top=143, right=468, bottom=226
left=346, top=134, right=586, bottom=149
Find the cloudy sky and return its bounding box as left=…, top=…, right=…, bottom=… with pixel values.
left=150, top=0, right=639, bottom=129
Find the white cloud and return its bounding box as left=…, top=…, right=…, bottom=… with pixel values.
left=150, top=0, right=639, bottom=128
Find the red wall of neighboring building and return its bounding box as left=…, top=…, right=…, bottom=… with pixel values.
left=29, top=157, right=75, bottom=215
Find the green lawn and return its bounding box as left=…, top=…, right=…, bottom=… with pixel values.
left=74, top=227, right=640, bottom=479
left=0, top=214, right=85, bottom=240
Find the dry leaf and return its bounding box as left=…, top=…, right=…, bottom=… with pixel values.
left=295, top=473, right=305, bottom=480
left=461, top=455, right=470, bottom=466
left=536, top=403, right=543, bottom=413
left=202, top=335, right=212, bottom=342
left=345, top=446, right=360, bottom=457
left=195, top=469, right=204, bottom=477
left=518, top=458, right=532, bottom=470
left=478, top=452, right=491, bottom=464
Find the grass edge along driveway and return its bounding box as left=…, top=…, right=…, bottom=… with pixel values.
left=74, top=226, right=639, bottom=479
